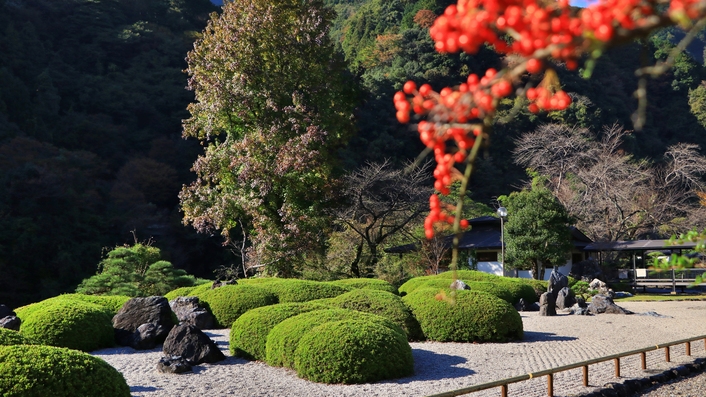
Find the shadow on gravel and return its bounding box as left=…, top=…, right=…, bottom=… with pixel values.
left=130, top=385, right=159, bottom=393
left=382, top=349, right=474, bottom=383
left=521, top=331, right=578, bottom=343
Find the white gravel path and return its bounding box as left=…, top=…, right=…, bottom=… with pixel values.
left=92, top=301, right=706, bottom=397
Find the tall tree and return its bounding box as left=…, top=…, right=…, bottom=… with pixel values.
left=498, top=177, right=573, bottom=280
left=180, top=0, right=356, bottom=276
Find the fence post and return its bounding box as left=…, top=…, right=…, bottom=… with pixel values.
left=665, top=346, right=671, bottom=362
left=640, top=352, right=647, bottom=370
left=686, top=341, right=691, bottom=356
left=547, top=373, right=554, bottom=397
left=614, top=358, right=620, bottom=377
left=583, top=365, right=589, bottom=387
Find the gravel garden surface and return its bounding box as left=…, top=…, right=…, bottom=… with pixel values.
left=92, top=300, right=706, bottom=397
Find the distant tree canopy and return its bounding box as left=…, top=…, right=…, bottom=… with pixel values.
left=180, top=0, right=357, bottom=276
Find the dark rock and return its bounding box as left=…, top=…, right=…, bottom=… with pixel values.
left=538, top=292, right=556, bottom=316
left=587, top=295, right=632, bottom=315
left=163, top=323, right=225, bottom=365
left=169, top=297, right=214, bottom=330
left=211, top=279, right=237, bottom=289
left=130, top=323, right=159, bottom=350
left=0, top=304, right=14, bottom=318
left=449, top=279, right=470, bottom=290
left=548, top=268, right=568, bottom=299
left=555, top=286, right=576, bottom=310
left=157, top=356, right=192, bottom=374
left=569, top=303, right=591, bottom=315
left=514, top=298, right=527, bottom=311
left=113, top=296, right=175, bottom=349
left=589, top=278, right=615, bottom=298
left=575, top=296, right=587, bottom=308
left=0, top=316, right=21, bottom=331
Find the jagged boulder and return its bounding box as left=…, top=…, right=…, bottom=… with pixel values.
left=169, top=297, right=214, bottom=330
left=587, top=295, right=632, bottom=315
left=556, top=287, right=576, bottom=310
left=539, top=292, right=556, bottom=316
left=163, top=324, right=225, bottom=365
left=112, top=296, right=175, bottom=349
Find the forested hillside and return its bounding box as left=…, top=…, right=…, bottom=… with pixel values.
left=2, top=0, right=706, bottom=307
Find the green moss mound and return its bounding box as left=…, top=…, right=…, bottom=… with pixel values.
left=197, top=284, right=278, bottom=328
left=328, top=289, right=423, bottom=341
left=402, top=288, right=523, bottom=342
left=0, top=329, right=31, bottom=346
left=238, top=278, right=349, bottom=303
left=265, top=308, right=401, bottom=368
left=398, top=275, right=437, bottom=296
left=17, top=297, right=114, bottom=351
left=0, top=344, right=130, bottom=397
left=497, top=279, right=543, bottom=303
left=58, top=294, right=131, bottom=315
left=433, top=270, right=499, bottom=281
left=327, top=278, right=398, bottom=294
left=164, top=281, right=214, bottom=301
left=294, top=319, right=414, bottom=384
left=230, top=301, right=331, bottom=361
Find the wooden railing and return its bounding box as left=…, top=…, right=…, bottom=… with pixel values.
left=426, top=334, right=706, bottom=397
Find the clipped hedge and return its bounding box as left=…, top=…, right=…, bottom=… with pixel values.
left=238, top=278, right=349, bottom=303
left=326, top=278, right=398, bottom=294
left=266, top=308, right=402, bottom=369
left=328, top=289, right=423, bottom=341
left=197, top=284, right=278, bottom=328
left=0, top=344, right=131, bottom=397
left=17, top=297, right=114, bottom=351
left=397, top=275, right=438, bottom=296
left=230, top=302, right=331, bottom=361
left=57, top=294, right=131, bottom=315
left=402, top=288, right=523, bottom=342
left=164, top=282, right=213, bottom=301
left=294, top=319, right=414, bottom=384
left=0, top=329, right=31, bottom=346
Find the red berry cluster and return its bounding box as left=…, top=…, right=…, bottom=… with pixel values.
left=425, top=195, right=469, bottom=239
left=526, top=87, right=571, bottom=113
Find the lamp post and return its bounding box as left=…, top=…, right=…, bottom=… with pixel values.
left=497, top=207, right=508, bottom=276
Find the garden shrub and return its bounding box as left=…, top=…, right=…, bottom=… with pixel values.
left=230, top=301, right=331, bottom=361
left=0, top=344, right=131, bottom=397
left=294, top=319, right=414, bottom=384
left=433, top=270, right=499, bottom=282
left=238, top=278, right=349, bottom=302
left=402, top=288, right=523, bottom=342
left=58, top=294, right=131, bottom=315
left=197, top=284, right=277, bottom=328
left=0, top=329, right=31, bottom=346
left=398, top=275, right=437, bottom=296
left=495, top=279, right=540, bottom=304
left=326, top=278, right=398, bottom=294
left=328, top=289, right=423, bottom=341
left=265, top=308, right=402, bottom=368
left=17, top=297, right=114, bottom=351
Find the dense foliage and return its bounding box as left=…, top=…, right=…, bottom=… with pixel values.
left=0, top=329, right=31, bottom=346
left=294, top=319, right=414, bottom=383
left=15, top=297, right=114, bottom=351
left=326, top=278, right=398, bottom=294
left=0, top=345, right=131, bottom=397
left=237, top=278, right=350, bottom=303
left=196, top=284, right=278, bottom=328
left=402, top=288, right=523, bottom=342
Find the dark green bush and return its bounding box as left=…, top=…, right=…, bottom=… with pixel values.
left=238, top=278, right=349, bottom=303
left=17, top=297, right=115, bottom=352
left=495, top=279, right=540, bottom=304
left=433, top=270, right=499, bottom=282
left=163, top=281, right=212, bottom=301
left=0, top=344, right=131, bottom=397
left=402, top=288, right=523, bottom=342
left=230, top=302, right=331, bottom=361
left=197, top=284, right=278, bottom=328
left=328, top=289, right=423, bottom=341
left=326, top=278, right=398, bottom=294
left=58, top=294, right=131, bottom=315
left=16, top=296, right=114, bottom=351
left=294, top=319, right=414, bottom=384
left=398, top=275, right=437, bottom=296
left=265, top=308, right=401, bottom=368
left=0, top=329, right=30, bottom=346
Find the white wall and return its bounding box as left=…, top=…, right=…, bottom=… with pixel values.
left=476, top=261, right=504, bottom=276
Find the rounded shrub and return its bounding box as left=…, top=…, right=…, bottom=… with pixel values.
left=398, top=275, right=438, bottom=296
left=501, top=278, right=546, bottom=303
left=17, top=297, right=114, bottom=351
left=327, top=278, right=398, bottom=294
left=197, top=284, right=278, bottom=328
left=230, top=301, right=331, bottom=361
left=58, top=294, right=131, bottom=315
left=265, top=308, right=402, bottom=368
left=433, top=270, right=499, bottom=282
left=328, top=289, right=423, bottom=341
left=164, top=285, right=198, bottom=301
left=402, top=288, right=523, bottom=342
left=294, top=319, right=414, bottom=384
left=239, top=278, right=349, bottom=303
left=0, top=344, right=131, bottom=397
left=0, top=329, right=31, bottom=346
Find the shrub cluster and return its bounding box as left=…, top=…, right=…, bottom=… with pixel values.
left=0, top=344, right=131, bottom=397
left=16, top=297, right=114, bottom=351
left=326, top=278, right=398, bottom=294
left=238, top=278, right=349, bottom=303
left=328, top=289, right=423, bottom=341
left=197, top=284, right=278, bottom=328
left=402, top=288, right=523, bottom=342
left=0, top=329, right=31, bottom=346
left=58, top=294, right=131, bottom=315
left=294, top=319, right=414, bottom=384
left=230, top=302, right=331, bottom=361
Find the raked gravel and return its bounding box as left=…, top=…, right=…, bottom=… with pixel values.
left=91, top=300, right=706, bottom=397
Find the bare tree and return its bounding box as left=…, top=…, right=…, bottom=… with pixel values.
left=514, top=123, right=706, bottom=242
left=332, top=161, right=432, bottom=277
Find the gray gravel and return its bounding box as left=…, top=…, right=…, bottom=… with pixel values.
left=92, top=300, right=706, bottom=397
